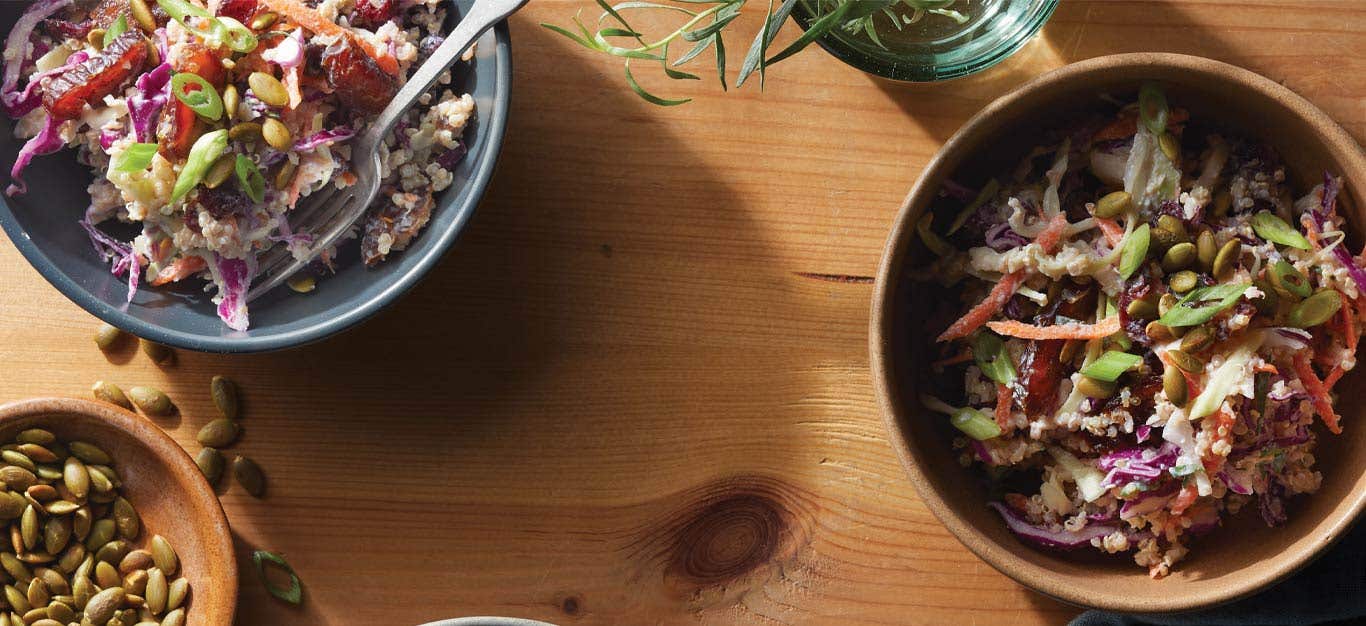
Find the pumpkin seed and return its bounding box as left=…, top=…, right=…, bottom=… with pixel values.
left=62, top=457, right=90, bottom=501
left=72, top=508, right=91, bottom=542
left=222, top=84, right=240, bottom=122
left=1213, top=191, right=1233, bottom=217
left=194, top=448, right=224, bottom=484
left=1076, top=376, right=1116, bottom=399
left=287, top=274, right=316, bottom=294
left=94, top=325, right=124, bottom=351
left=85, top=520, right=114, bottom=552
left=1158, top=132, right=1180, bottom=162
left=34, top=466, right=61, bottom=482
left=1164, top=363, right=1189, bottom=406
left=249, top=72, right=290, bottom=108
left=274, top=159, right=298, bottom=189
left=1169, top=270, right=1198, bottom=294
left=196, top=419, right=241, bottom=448
left=1145, top=320, right=1175, bottom=342
left=1289, top=290, right=1343, bottom=329
left=15, top=430, right=54, bottom=447
left=94, top=561, right=120, bottom=589
left=3, top=585, right=28, bottom=613
left=83, top=587, right=123, bottom=624
left=149, top=536, right=176, bottom=576
left=2, top=451, right=34, bottom=473
left=1168, top=349, right=1204, bottom=374
left=1161, top=242, right=1196, bottom=272
left=46, top=601, right=74, bottom=623
left=20, top=506, right=37, bottom=551
left=1180, top=325, right=1215, bottom=353
left=1150, top=226, right=1181, bottom=254
left=37, top=569, right=67, bottom=595
left=42, top=517, right=69, bottom=556
left=71, top=574, right=91, bottom=609
left=118, top=551, right=152, bottom=575
left=145, top=36, right=160, bottom=66
left=43, top=500, right=78, bottom=516
left=94, top=380, right=135, bottom=410
left=95, top=539, right=130, bottom=565
left=228, top=122, right=263, bottom=143
left=87, top=468, right=113, bottom=495
left=126, top=388, right=172, bottom=417
left=210, top=376, right=240, bottom=420
left=130, top=0, right=156, bottom=32
left=143, top=566, right=166, bottom=613
left=1195, top=230, right=1217, bottom=272
left=161, top=607, right=185, bottom=626
left=261, top=117, right=292, bottom=150
left=68, top=442, right=110, bottom=466
left=29, top=617, right=58, bottom=626
left=87, top=29, right=107, bottom=50
left=1126, top=297, right=1157, bottom=320
left=1158, top=293, right=1178, bottom=316
left=15, top=445, right=55, bottom=465
left=25, top=577, right=48, bottom=611
left=232, top=456, right=266, bottom=497
left=1057, top=339, right=1080, bottom=365
left=0, top=466, right=37, bottom=492
left=165, top=577, right=187, bottom=610
left=55, top=545, right=84, bottom=575
left=1093, top=191, right=1132, bottom=218
left=1156, top=215, right=1189, bottom=243
left=139, top=340, right=172, bottom=364
left=123, top=568, right=147, bottom=597
left=112, top=499, right=138, bottom=541
left=250, top=11, right=278, bottom=30
left=1212, top=238, right=1241, bottom=280
left=0, top=554, right=29, bottom=583
left=203, top=154, right=236, bottom=189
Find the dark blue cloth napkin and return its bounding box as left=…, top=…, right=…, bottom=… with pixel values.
left=1070, top=518, right=1366, bottom=626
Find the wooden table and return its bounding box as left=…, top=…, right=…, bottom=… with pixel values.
left=1, top=1, right=1362, bottom=624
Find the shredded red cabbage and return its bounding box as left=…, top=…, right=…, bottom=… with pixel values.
left=7, top=112, right=66, bottom=196
left=129, top=62, right=172, bottom=143
left=435, top=142, right=467, bottom=171
left=293, top=127, right=355, bottom=152
left=1098, top=443, right=1179, bottom=488
left=1310, top=174, right=1366, bottom=292
left=969, top=440, right=993, bottom=465
left=1119, top=481, right=1179, bottom=520
left=940, top=179, right=976, bottom=203
left=987, top=502, right=1123, bottom=549
left=1, top=0, right=73, bottom=117
left=1259, top=482, right=1287, bottom=526
left=79, top=216, right=140, bottom=303
left=1135, top=424, right=1152, bottom=444
left=984, top=222, right=1028, bottom=251
left=213, top=255, right=255, bottom=332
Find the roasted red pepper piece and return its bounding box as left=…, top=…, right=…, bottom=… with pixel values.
left=42, top=31, right=148, bottom=121
left=351, top=0, right=395, bottom=28
left=320, top=40, right=397, bottom=115
left=174, top=42, right=227, bottom=88
left=157, top=99, right=200, bottom=161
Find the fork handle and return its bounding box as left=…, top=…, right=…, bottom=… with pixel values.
left=363, top=0, right=526, bottom=148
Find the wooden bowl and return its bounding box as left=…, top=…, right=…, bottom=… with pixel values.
left=0, top=398, right=236, bottom=625
left=870, top=53, right=1366, bottom=612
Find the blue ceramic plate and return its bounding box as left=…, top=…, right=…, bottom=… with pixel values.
left=0, top=1, right=511, bottom=353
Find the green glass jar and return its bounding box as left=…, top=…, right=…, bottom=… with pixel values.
left=793, top=0, right=1059, bottom=82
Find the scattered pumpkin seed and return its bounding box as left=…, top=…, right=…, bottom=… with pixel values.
left=126, top=388, right=173, bottom=417
left=83, top=587, right=124, bottom=624
left=1213, top=191, right=1233, bottom=217
left=273, top=159, right=297, bottom=189
left=222, top=84, right=240, bottom=122
left=140, top=340, right=173, bottom=364
left=130, top=0, right=156, bottom=32
left=166, top=577, right=187, bottom=610
left=1156, top=215, right=1189, bottom=243
left=197, top=419, right=241, bottom=448
left=287, top=274, right=315, bottom=294
left=1212, top=238, right=1241, bottom=280
left=1164, top=363, right=1188, bottom=406
left=228, top=122, right=263, bottom=143
left=1076, top=376, right=1116, bottom=399
left=1145, top=320, right=1175, bottom=342
left=261, top=117, right=292, bottom=151
left=1, top=451, right=34, bottom=473
left=1158, top=293, right=1178, bottom=317
left=248, top=72, right=290, bottom=108
left=1126, top=297, right=1158, bottom=320
left=68, top=442, right=111, bottom=466
left=94, top=324, right=124, bottom=351
left=232, top=456, right=266, bottom=497
left=194, top=448, right=224, bottom=485
left=1196, top=230, right=1217, bottom=272
left=87, top=29, right=107, bottom=51
left=1169, top=270, right=1198, bottom=294
left=1161, top=242, right=1196, bottom=272
left=1092, top=191, right=1132, bottom=218
left=1180, top=325, right=1215, bottom=353
left=210, top=376, right=240, bottom=420
left=249, top=11, right=278, bottom=30
left=149, top=536, right=177, bottom=576
left=204, top=154, right=236, bottom=189
left=1289, top=290, right=1343, bottom=329
left=146, top=36, right=160, bottom=66
left=1158, top=132, right=1180, bottom=162
left=1168, top=349, right=1204, bottom=374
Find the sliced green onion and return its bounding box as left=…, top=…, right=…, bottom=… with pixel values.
left=948, top=178, right=1000, bottom=235
left=1138, top=82, right=1168, bottom=135
left=916, top=212, right=953, bottom=256
left=1251, top=210, right=1311, bottom=250
left=157, top=0, right=228, bottom=44
left=113, top=143, right=158, bottom=173
left=1048, top=446, right=1106, bottom=502
left=217, top=16, right=259, bottom=53
left=1170, top=463, right=1197, bottom=477
left=235, top=155, right=265, bottom=204
left=971, top=331, right=1016, bottom=385
left=104, top=14, right=128, bottom=48
left=171, top=72, right=224, bottom=121
left=252, top=550, right=302, bottom=605
left=1158, top=282, right=1251, bottom=327
left=1079, top=350, right=1143, bottom=382
left=171, top=129, right=228, bottom=202
left=950, top=408, right=1000, bottom=441
left=1118, top=223, right=1150, bottom=280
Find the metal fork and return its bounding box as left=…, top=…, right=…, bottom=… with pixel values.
left=246, top=0, right=528, bottom=301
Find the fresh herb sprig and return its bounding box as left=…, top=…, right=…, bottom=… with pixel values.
left=543, top=0, right=965, bottom=105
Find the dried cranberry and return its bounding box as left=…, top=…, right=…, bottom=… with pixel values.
left=216, top=0, right=259, bottom=22
left=320, top=40, right=397, bottom=115
left=1014, top=339, right=1064, bottom=417
left=42, top=31, right=147, bottom=121
left=351, top=0, right=395, bottom=28
left=195, top=187, right=253, bottom=220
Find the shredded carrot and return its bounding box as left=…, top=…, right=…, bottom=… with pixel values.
left=932, top=350, right=974, bottom=368
left=1094, top=217, right=1124, bottom=247
left=1159, top=351, right=1203, bottom=398
left=994, top=383, right=1012, bottom=429
left=985, top=316, right=1121, bottom=341
left=148, top=256, right=207, bottom=286
left=258, top=0, right=399, bottom=75
left=1325, top=366, right=1346, bottom=389
left=1034, top=212, right=1070, bottom=254
left=1169, top=483, right=1199, bottom=516
left=1339, top=294, right=1358, bottom=353
left=1093, top=108, right=1189, bottom=143
left=1254, top=363, right=1280, bottom=375
left=283, top=65, right=303, bottom=110
left=936, top=271, right=1025, bottom=342
left=1301, top=214, right=1323, bottom=251
left=1292, top=352, right=1342, bottom=435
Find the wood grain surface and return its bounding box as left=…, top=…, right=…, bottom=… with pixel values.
left=1, top=1, right=1363, bottom=624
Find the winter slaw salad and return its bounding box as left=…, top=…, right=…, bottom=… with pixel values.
left=3, top=0, right=475, bottom=330
left=917, top=83, right=1361, bottom=577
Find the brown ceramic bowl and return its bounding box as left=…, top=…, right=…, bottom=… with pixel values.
left=0, top=398, right=236, bottom=625
left=871, top=53, right=1366, bottom=612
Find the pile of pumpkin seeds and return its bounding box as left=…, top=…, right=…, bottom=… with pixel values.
left=0, top=429, right=190, bottom=626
